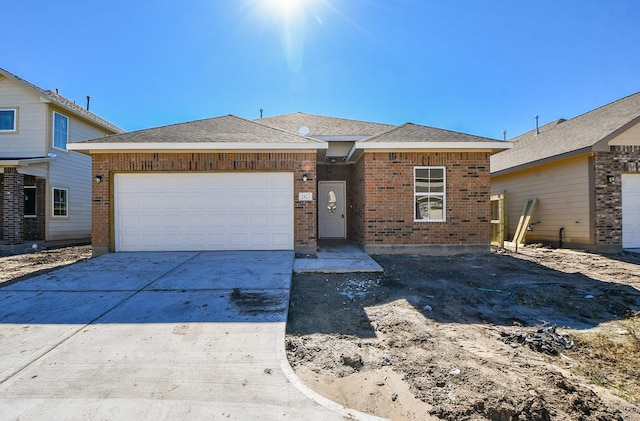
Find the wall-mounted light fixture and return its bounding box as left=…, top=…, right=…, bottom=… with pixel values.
left=94, top=175, right=103, bottom=183
left=607, top=175, right=616, bottom=183
left=302, top=174, right=308, bottom=182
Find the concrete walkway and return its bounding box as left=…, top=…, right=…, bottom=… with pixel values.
left=0, top=251, right=386, bottom=420
left=293, top=240, right=383, bottom=273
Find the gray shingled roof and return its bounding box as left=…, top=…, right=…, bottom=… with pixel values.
left=492, top=91, right=640, bottom=174
left=0, top=67, right=123, bottom=134
left=75, top=115, right=325, bottom=145
left=258, top=112, right=393, bottom=137
left=361, top=122, right=501, bottom=143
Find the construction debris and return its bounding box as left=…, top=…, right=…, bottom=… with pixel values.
left=499, top=325, right=574, bottom=355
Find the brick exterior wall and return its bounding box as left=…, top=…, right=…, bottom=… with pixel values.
left=2, top=167, right=24, bottom=244
left=23, top=176, right=46, bottom=241
left=350, top=157, right=366, bottom=244
left=593, top=146, right=640, bottom=250
left=358, top=152, right=492, bottom=254
left=91, top=152, right=317, bottom=255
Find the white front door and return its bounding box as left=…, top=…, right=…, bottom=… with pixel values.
left=318, top=181, right=346, bottom=238
left=622, top=173, right=640, bottom=248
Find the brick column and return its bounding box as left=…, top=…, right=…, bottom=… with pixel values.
left=2, top=167, right=24, bottom=245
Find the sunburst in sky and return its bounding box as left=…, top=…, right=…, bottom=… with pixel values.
left=252, top=0, right=323, bottom=73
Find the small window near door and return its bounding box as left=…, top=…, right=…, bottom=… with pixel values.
left=24, top=187, right=36, bottom=217
left=327, top=190, right=337, bottom=215
left=414, top=166, right=446, bottom=222
left=53, top=188, right=68, bottom=217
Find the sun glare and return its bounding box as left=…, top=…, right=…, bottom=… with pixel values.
left=267, top=0, right=304, bottom=16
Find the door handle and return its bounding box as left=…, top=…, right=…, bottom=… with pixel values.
left=341, top=214, right=344, bottom=218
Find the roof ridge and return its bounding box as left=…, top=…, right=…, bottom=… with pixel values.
left=566, top=91, right=640, bottom=123
left=260, top=111, right=395, bottom=127
left=250, top=115, right=325, bottom=142
left=361, top=121, right=501, bottom=143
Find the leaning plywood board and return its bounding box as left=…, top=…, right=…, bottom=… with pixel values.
left=513, top=198, right=539, bottom=245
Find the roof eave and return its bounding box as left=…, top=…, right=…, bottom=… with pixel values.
left=67, top=142, right=328, bottom=152
left=491, top=147, right=593, bottom=176
left=355, top=141, right=512, bottom=153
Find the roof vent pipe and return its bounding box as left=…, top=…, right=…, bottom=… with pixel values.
left=259, top=108, right=263, bottom=119
left=502, top=130, right=507, bottom=141
left=535, top=115, right=539, bottom=135
left=86, top=96, right=91, bottom=111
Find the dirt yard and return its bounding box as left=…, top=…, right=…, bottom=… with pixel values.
left=2, top=245, right=639, bottom=420
left=0, top=245, right=91, bottom=285
left=286, top=247, right=640, bottom=420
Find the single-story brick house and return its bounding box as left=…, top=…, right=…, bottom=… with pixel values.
left=68, top=113, right=509, bottom=256
left=491, top=92, right=640, bottom=252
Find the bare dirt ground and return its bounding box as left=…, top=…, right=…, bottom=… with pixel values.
left=2, top=245, right=639, bottom=420
left=286, top=247, right=640, bottom=420
left=0, top=245, right=91, bottom=285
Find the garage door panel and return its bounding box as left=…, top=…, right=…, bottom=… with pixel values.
left=250, top=194, right=270, bottom=208
left=228, top=194, right=250, bottom=210
left=115, top=173, right=294, bottom=251
left=272, top=233, right=292, bottom=247
left=250, top=214, right=270, bottom=228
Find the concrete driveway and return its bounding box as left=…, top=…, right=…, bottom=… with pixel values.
left=0, top=251, right=384, bottom=420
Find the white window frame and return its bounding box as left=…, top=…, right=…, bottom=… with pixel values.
left=0, top=108, right=17, bottom=132
left=52, top=187, right=69, bottom=217
left=53, top=111, right=69, bottom=150
left=414, top=166, right=446, bottom=222
left=24, top=186, right=37, bottom=218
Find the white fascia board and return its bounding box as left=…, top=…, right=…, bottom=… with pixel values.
left=0, top=157, right=55, bottom=168
left=355, top=141, right=512, bottom=151
left=68, top=142, right=328, bottom=152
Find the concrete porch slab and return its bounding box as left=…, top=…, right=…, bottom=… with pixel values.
left=293, top=240, right=384, bottom=273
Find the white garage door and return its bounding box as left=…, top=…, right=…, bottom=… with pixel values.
left=622, top=173, right=640, bottom=249
left=114, top=172, right=293, bottom=251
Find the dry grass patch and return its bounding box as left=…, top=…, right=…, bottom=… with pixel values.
left=567, top=312, right=640, bottom=404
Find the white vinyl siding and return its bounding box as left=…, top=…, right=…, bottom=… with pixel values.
left=491, top=155, right=592, bottom=246
left=0, top=77, right=48, bottom=157
left=47, top=151, right=92, bottom=240
left=114, top=172, right=294, bottom=252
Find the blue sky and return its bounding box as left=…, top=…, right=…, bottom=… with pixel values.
left=3, top=0, right=640, bottom=139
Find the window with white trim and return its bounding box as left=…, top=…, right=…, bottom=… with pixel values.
left=414, top=167, right=445, bottom=222
left=24, top=187, right=37, bottom=217
left=53, top=188, right=68, bottom=217
left=53, top=112, right=68, bottom=150
left=0, top=109, right=16, bottom=132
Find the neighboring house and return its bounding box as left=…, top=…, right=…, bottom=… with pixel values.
left=491, top=92, right=640, bottom=252
left=68, top=113, right=509, bottom=256
left=0, top=68, right=122, bottom=246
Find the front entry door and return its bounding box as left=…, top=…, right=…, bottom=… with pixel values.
left=318, top=181, right=346, bottom=238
